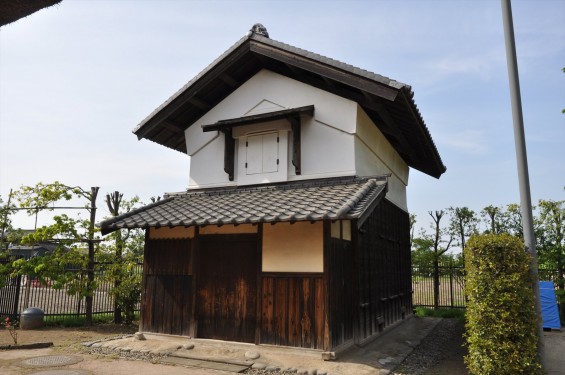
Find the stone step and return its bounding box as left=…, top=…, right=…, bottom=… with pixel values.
left=160, top=356, right=250, bottom=373
left=168, top=351, right=252, bottom=366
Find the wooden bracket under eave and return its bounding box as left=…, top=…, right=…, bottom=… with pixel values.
left=290, top=116, right=301, bottom=175
left=223, top=129, right=235, bottom=181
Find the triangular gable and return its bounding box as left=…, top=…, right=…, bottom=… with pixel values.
left=244, top=99, right=286, bottom=116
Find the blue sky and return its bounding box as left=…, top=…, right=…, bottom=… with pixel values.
left=1, top=0, right=564, bottom=232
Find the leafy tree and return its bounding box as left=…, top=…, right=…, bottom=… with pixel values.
left=535, top=198, right=564, bottom=319
left=498, top=203, right=523, bottom=237
left=0, top=194, right=18, bottom=252
left=9, top=182, right=100, bottom=325
left=99, top=192, right=144, bottom=324
left=409, top=213, right=417, bottom=249
left=448, top=207, right=478, bottom=260
left=413, top=210, right=454, bottom=309
left=481, top=205, right=503, bottom=234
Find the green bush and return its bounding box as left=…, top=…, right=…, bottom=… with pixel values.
left=414, top=307, right=465, bottom=321
left=464, top=234, right=542, bottom=375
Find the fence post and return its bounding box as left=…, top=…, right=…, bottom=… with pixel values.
left=450, top=267, right=454, bottom=308
left=11, top=274, right=22, bottom=319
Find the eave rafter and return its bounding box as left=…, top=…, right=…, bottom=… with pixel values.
left=220, top=73, right=238, bottom=88
left=188, top=96, right=212, bottom=111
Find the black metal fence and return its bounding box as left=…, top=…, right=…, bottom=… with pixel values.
left=412, top=265, right=466, bottom=309
left=412, top=264, right=563, bottom=310
left=0, top=261, right=143, bottom=321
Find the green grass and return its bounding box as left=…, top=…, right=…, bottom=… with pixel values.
left=415, top=306, right=466, bottom=321
left=43, top=313, right=125, bottom=327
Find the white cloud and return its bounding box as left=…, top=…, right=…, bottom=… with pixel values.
left=439, top=130, right=489, bottom=155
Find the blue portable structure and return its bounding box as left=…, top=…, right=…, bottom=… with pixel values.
left=539, top=281, right=562, bottom=330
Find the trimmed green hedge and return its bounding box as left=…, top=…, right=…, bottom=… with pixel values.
left=464, top=234, right=542, bottom=375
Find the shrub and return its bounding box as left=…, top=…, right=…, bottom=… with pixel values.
left=464, top=233, right=542, bottom=374
left=414, top=306, right=465, bottom=321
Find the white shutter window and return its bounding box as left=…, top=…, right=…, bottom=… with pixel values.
left=246, top=134, right=263, bottom=175
left=245, top=132, right=279, bottom=175
left=262, top=132, right=279, bottom=173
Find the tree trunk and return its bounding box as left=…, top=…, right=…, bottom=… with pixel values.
left=85, top=187, right=99, bottom=326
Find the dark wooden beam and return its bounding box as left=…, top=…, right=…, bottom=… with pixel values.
left=223, top=129, right=235, bottom=181
left=290, top=116, right=301, bottom=175
left=202, top=105, right=314, bottom=132
left=220, top=73, right=238, bottom=88
left=250, top=42, right=398, bottom=102
left=161, top=120, right=185, bottom=134
left=188, top=96, right=212, bottom=111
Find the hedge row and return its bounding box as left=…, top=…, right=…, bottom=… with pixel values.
left=464, top=233, right=542, bottom=375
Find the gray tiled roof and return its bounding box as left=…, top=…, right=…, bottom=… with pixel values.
left=99, top=176, right=387, bottom=235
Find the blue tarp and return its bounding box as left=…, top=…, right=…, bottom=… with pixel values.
left=539, top=281, right=562, bottom=329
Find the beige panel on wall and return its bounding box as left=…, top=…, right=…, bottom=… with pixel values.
left=149, top=227, right=195, bottom=239
left=199, top=224, right=258, bottom=235
left=263, top=221, right=323, bottom=272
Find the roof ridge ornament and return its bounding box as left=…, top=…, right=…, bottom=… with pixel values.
left=248, top=23, right=269, bottom=38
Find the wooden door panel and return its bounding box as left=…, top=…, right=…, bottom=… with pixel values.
left=197, top=235, right=258, bottom=343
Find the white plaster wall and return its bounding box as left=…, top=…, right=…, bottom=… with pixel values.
left=354, top=106, right=409, bottom=211
left=186, top=70, right=357, bottom=189
left=188, top=132, right=231, bottom=188
left=262, top=221, right=323, bottom=273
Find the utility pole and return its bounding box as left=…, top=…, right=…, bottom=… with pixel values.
left=501, top=0, right=545, bottom=367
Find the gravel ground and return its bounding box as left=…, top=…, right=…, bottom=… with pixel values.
left=75, top=319, right=467, bottom=375
left=242, top=318, right=468, bottom=375
left=392, top=318, right=467, bottom=375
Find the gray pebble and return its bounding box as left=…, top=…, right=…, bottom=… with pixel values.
left=252, top=362, right=268, bottom=370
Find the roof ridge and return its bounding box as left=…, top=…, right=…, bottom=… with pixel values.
left=251, top=34, right=406, bottom=89
left=332, top=179, right=378, bottom=219
left=97, top=197, right=173, bottom=231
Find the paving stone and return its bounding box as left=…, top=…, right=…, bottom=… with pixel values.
left=245, top=350, right=260, bottom=360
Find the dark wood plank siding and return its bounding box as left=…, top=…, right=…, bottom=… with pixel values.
left=356, top=199, right=412, bottom=342
left=141, top=238, right=192, bottom=336
left=327, top=238, right=354, bottom=349
left=260, top=274, right=325, bottom=349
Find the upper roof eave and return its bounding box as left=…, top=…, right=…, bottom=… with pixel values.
left=132, top=31, right=446, bottom=178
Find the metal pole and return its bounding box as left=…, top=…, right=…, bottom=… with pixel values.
left=501, top=0, right=545, bottom=367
